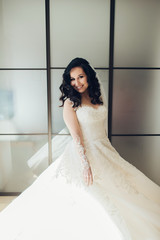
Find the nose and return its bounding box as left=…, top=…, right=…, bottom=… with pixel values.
left=74, top=78, right=81, bottom=86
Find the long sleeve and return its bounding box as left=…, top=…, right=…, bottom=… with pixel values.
left=63, top=99, right=90, bottom=173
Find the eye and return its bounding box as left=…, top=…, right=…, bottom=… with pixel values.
left=79, top=75, right=84, bottom=78
left=70, top=78, right=75, bottom=81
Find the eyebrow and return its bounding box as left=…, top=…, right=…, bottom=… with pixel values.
left=70, top=74, right=84, bottom=78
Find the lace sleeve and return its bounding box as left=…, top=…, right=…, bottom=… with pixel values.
left=63, top=99, right=90, bottom=171
left=74, top=135, right=90, bottom=172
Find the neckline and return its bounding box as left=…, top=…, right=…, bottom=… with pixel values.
left=80, top=104, right=103, bottom=110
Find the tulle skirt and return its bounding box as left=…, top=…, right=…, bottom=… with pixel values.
left=0, top=136, right=160, bottom=240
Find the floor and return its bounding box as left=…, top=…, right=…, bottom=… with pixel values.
left=0, top=196, right=17, bottom=212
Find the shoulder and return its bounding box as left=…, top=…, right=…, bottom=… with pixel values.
left=64, top=99, right=74, bottom=111
left=64, top=98, right=73, bottom=108
left=64, top=99, right=78, bottom=112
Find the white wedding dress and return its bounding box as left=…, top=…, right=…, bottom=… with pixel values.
left=0, top=105, right=160, bottom=240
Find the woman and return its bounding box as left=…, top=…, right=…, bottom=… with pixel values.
left=0, top=58, right=160, bottom=240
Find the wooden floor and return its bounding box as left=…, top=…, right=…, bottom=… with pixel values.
left=0, top=196, right=17, bottom=212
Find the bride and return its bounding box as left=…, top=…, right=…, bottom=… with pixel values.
left=0, top=58, right=160, bottom=240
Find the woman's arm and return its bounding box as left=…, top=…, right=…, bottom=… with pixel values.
left=63, top=99, right=93, bottom=186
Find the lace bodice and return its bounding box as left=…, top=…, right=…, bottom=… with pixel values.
left=76, top=105, right=108, bottom=143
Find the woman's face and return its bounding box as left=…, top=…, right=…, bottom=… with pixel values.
left=70, top=67, right=89, bottom=93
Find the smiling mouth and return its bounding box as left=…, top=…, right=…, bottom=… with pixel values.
left=76, top=85, right=83, bottom=90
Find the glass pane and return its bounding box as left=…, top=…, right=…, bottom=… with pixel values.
left=0, top=0, right=46, bottom=68
left=51, top=69, right=65, bottom=134
left=96, top=69, right=109, bottom=106
left=51, top=134, right=72, bottom=162
left=51, top=69, right=108, bottom=133
left=0, top=135, right=48, bottom=192
left=112, top=136, right=160, bottom=186
left=112, top=70, right=160, bottom=134
left=0, top=70, right=47, bottom=134
left=50, top=0, right=110, bottom=67
left=114, top=0, right=160, bottom=67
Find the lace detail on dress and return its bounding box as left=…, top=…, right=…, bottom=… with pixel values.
left=76, top=104, right=107, bottom=121
left=74, top=135, right=90, bottom=171
left=54, top=139, right=86, bottom=187
left=56, top=105, right=139, bottom=193
left=57, top=104, right=147, bottom=196
left=91, top=138, right=139, bottom=195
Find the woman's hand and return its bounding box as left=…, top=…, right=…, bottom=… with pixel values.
left=83, top=165, right=93, bottom=186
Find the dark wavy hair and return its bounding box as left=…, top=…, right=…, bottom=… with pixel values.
left=59, top=57, right=103, bottom=108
